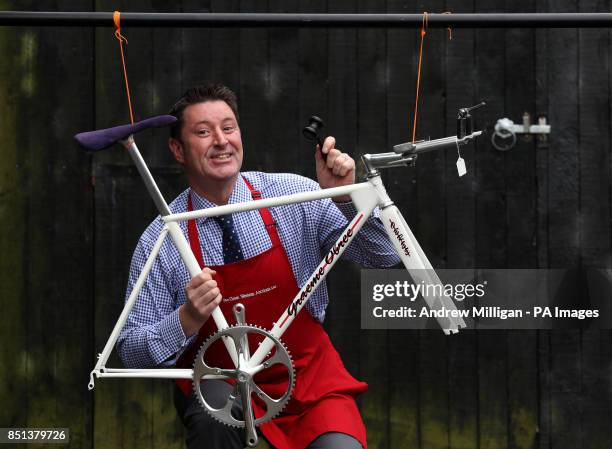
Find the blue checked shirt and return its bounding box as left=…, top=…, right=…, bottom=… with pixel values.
left=117, top=172, right=400, bottom=368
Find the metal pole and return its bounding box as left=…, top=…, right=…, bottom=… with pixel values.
left=1, top=12, right=612, bottom=28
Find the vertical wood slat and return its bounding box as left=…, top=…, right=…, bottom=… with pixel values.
left=412, top=1, right=452, bottom=449
left=534, top=1, right=551, bottom=448
left=354, top=0, right=389, bottom=447
left=148, top=3, right=185, bottom=447
left=385, top=1, right=420, bottom=448
left=474, top=2, right=509, bottom=449
left=267, top=0, right=299, bottom=174
left=297, top=0, right=328, bottom=183
left=325, top=0, right=361, bottom=408
left=0, top=20, right=29, bottom=434
left=578, top=2, right=612, bottom=449
left=239, top=2, right=269, bottom=173
left=0, top=1, right=95, bottom=445
left=326, top=0, right=370, bottom=388
left=46, top=19, right=95, bottom=449
left=445, top=2, right=479, bottom=449
left=546, top=0, right=583, bottom=448
left=93, top=0, right=184, bottom=447
left=504, top=1, right=539, bottom=449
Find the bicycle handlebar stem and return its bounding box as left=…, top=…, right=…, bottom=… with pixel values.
left=363, top=130, right=481, bottom=175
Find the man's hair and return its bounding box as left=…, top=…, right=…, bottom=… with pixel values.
left=168, top=82, right=239, bottom=140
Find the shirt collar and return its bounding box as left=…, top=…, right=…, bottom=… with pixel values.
left=189, top=174, right=251, bottom=222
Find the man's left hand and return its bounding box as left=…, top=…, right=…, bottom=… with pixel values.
left=315, top=136, right=355, bottom=203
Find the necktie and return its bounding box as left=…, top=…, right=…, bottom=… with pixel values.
left=214, top=214, right=244, bottom=263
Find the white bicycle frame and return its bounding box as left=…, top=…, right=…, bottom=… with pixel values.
left=88, top=132, right=477, bottom=390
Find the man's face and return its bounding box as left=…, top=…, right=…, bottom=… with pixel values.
left=170, top=100, right=243, bottom=184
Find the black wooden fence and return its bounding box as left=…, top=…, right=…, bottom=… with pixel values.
left=1, top=1, right=611, bottom=449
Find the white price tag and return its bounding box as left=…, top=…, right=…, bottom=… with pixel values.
left=456, top=157, right=467, bottom=177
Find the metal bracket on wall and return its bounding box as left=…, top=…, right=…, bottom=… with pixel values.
left=492, top=113, right=551, bottom=151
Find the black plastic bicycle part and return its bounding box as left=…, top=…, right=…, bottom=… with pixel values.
left=457, top=102, right=486, bottom=139
left=302, top=115, right=328, bottom=161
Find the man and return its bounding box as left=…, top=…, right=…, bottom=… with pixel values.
left=117, top=83, right=400, bottom=449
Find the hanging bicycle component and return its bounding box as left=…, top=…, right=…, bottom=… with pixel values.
left=192, top=304, right=295, bottom=448
left=362, top=104, right=485, bottom=174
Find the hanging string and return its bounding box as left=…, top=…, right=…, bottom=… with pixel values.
left=410, top=12, right=454, bottom=143
left=442, top=11, right=453, bottom=40
left=113, top=11, right=135, bottom=124
left=411, top=12, right=428, bottom=143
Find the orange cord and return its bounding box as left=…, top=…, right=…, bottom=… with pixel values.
left=411, top=12, right=428, bottom=143
left=443, top=11, right=453, bottom=40
left=410, top=12, right=453, bottom=143
left=113, top=11, right=135, bottom=124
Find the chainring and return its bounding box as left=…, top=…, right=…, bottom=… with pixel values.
left=192, top=324, right=295, bottom=430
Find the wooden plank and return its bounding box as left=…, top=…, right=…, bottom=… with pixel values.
left=549, top=329, right=582, bottom=449
left=144, top=1, right=182, bottom=169
left=447, top=332, right=478, bottom=449
left=18, top=25, right=56, bottom=440
left=297, top=0, right=328, bottom=182
left=408, top=2, right=452, bottom=449
left=474, top=1, right=509, bottom=449
left=537, top=332, right=551, bottom=449
left=239, top=2, right=269, bottom=172
left=93, top=165, right=156, bottom=449
left=0, top=20, right=29, bottom=433
left=445, top=0, right=477, bottom=270
left=1, top=4, right=95, bottom=447
left=443, top=2, right=479, bottom=449
left=578, top=2, right=612, bottom=449
left=504, top=2, right=539, bottom=449
left=180, top=0, right=212, bottom=109
left=507, top=329, right=538, bottom=449
left=534, top=1, right=550, bottom=447
left=385, top=0, right=420, bottom=448
left=93, top=164, right=185, bottom=449
left=325, top=0, right=361, bottom=397
left=0, top=1, right=96, bottom=445
left=354, top=1, right=390, bottom=447
left=545, top=0, right=582, bottom=447
left=92, top=0, right=185, bottom=445
left=44, top=16, right=95, bottom=449
left=143, top=3, right=184, bottom=446
left=578, top=3, right=611, bottom=269
left=267, top=0, right=299, bottom=174
left=210, top=0, right=241, bottom=88
left=580, top=329, right=612, bottom=449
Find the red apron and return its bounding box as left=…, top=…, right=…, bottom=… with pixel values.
left=175, top=177, right=368, bottom=449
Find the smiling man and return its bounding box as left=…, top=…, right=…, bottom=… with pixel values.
left=117, top=83, right=400, bottom=449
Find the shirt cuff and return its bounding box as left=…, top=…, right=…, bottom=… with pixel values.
left=158, top=308, right=189, bottom=357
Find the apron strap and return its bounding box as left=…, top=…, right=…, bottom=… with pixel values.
left=186, top=193, right=206, bottom=268
left=241, top=176, right=282, bottom=247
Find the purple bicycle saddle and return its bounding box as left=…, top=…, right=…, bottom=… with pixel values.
left=74, top=115, right=177, bottom=151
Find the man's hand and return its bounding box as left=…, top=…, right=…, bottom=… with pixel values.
left=179, top=267, right=222, bottom=337
left=315, top=136, right=356, bottom=203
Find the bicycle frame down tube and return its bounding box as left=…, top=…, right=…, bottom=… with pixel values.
left=248, top=201, right=377, bottom=368
left=379, top=205, right=466, bottom=334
